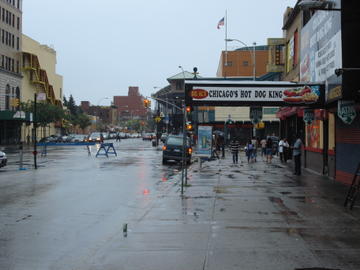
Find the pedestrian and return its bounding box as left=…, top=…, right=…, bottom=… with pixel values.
left=278, top=138, right=285, bottom=162
left=116, top=133, right=121, bottom=142
left=266, top=136, right=273, bottom=163
left=292, top=134, right=302, bottom=175
left=251, top=136, right=258, bottom=162
left=100, top=133, right=104, bottom=143
left=217, top=135, right=225, bottom=158
left=283, top=138, right=290, bottom=162
left=246, top=139, right=254, bottom=163
left=260, top=137, right=267, bottom=159
left=230, top=137, right=240, bottom=164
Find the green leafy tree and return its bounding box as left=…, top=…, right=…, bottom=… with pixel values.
left=67, top=94, right=77, bottom=116
left=76, top=114, right=92, bottom=133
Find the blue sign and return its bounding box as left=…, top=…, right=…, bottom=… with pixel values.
left=197, top=126, right=212, bottom=157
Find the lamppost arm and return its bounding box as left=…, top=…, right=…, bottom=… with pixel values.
left=225, top=38, right=256, bottom=80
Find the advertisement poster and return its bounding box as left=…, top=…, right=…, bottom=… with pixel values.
left=306, top=120, right=321, bottom=149
left=197, top=126, right=212, bottom=157
left=300, top=0, right=342, bottom=102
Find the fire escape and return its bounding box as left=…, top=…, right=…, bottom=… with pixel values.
left=22, top=52, right=62, bottom=107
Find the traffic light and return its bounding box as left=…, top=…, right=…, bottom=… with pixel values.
left=186, top=122, right=193, bottom=130
left=143, top=99, right=151, bottom=108
left=11, top=98, right=20, bottom=107
left=185, top=106, right=192, bottom=113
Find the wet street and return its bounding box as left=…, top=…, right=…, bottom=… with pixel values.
left=0, top=139, right=183, bottom=270
left=1, top=139, right=360, bottom=270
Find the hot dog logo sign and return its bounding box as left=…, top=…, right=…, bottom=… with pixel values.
left=189, top=85, right=322, bottom=106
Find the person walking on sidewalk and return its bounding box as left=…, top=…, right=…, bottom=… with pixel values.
left=292, top=134, right=303, bottom=175
left=260, top=137, right=267, bottom=159
left=246, top=139, right=254, bottom=163
left=283, top=138, right=290, bottom=162
left=278, top=138, right=285, bottom=162
left=230, top=137, right=240, bottom=164
left=251, top=137, right=258, bottom=162
left=265, top=136, right=273, bottom=163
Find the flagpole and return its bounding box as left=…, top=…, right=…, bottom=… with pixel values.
left=225, top=10, right=228, bottom=73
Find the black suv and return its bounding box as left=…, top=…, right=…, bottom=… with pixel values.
left=162, top=135, right=192, bottom=164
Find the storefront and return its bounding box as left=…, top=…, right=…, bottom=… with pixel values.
left=0, top=111, right=32, bottom=145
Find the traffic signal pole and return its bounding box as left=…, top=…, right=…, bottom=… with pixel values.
left=33, top=93, right=38, bottom=169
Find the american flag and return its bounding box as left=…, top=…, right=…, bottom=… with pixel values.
left=217, top=17, right=224, bottom=29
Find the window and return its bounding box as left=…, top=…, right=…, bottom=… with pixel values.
left=1, top=55, right=4, bottom=67
left=16, top=60, right=19, bottom=73
left=12, top=14, right=14, bottom=27
left=243, top=61, right=249, bottom=66
left=5, top=84, right=10, bottom=110
left=16, top=87, right=20, bottom=99
left=175, top=81, right=183, bottom=90
left=1, top=29, right=3, bottom=43
left=11, top=58, right=14, bottom=72
left=11, top=34, right=14, bottom=48
left=17, top=0, right=20, bottom=9
left=2, top=8, right=4, bottom=22
left=16, top=36, right=19, bottom=50
left=17, top=17, right=19, bottom=29
left=225, top=61, right=232, bottom=67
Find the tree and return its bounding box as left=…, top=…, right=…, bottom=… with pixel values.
left=76, top=114, right=92, bottom=133
left=68, top=94, right=77, bottom=116
left=63, top=96, right=68, bottom=107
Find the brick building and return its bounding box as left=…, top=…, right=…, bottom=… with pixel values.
left=113, top=86, right=147, bottom=119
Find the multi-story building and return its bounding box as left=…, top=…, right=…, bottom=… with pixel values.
left=0, top=0, right=23, bottom=144
left=216, top=45, right=280, bottom=140
left=22, top=34, right=63, bottom=142
left=113, top=87, right=148, bottom=120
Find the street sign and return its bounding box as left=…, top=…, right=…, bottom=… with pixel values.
left=303, top=109, right=315, bottom=125
left=37, top=93, right=46, bottom=101
left=338, top=100, right=356, bottom=125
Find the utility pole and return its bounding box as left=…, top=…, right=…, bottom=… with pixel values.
left=33, top=93, right=38, bottom=169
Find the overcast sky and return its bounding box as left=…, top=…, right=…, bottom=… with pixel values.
left=22, top=0, right=297, bottom=106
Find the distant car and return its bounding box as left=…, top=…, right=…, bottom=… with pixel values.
left=39, top=135, right=61, bottom=143
left=71, top=134, right=87, bottom=142
left=0, top=151, right=7, bottom=168
left=162, top=135, right=192, bottom=164
left=87, top=132, right=104, bottom=143
left=142, top=133, right=155, bottom=141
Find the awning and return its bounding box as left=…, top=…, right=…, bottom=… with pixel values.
left=0, top=110, right=32, bottom=121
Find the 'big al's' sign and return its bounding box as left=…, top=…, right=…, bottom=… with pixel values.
left=185, top=80, right=325, bottom=108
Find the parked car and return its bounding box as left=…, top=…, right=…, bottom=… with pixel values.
left=0, top=151, right=7, bottom=168
left=162, top=135, right=192, bottom=164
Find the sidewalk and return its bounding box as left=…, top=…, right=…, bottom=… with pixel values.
left=84, top=150, right=360, bottom=270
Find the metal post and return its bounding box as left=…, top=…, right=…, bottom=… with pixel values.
left=181, top=101, right=186, bottom=195
left=253, top=42, right=256, bottom=81
left=33, top=93, right=38, bottom=169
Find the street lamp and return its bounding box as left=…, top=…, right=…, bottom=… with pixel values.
left=225, top=39, right=256, bottom=81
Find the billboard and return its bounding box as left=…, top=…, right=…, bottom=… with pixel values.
left=197, top=125, right=212, bottom=157
left=300, top=0, right=342, bottom=102
left=185, top=81, right=324, bottom=108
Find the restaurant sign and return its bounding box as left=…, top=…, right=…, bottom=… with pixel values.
left=185, top=81, right=324, bottom=108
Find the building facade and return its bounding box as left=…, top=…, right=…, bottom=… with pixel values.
left=114, top=87, right=148, bottom=120
left=0, top=0, right=23, bottom=144
left=21, top=34, right=63, bottom=142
